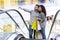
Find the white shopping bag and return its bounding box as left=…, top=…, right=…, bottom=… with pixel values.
left=37, top=21, right=41, bottom=30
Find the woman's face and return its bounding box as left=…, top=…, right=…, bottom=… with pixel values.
left=38, top=7, right=42, bottom=12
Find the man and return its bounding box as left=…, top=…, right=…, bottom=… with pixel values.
left=19, top=4, right=40, bottom=38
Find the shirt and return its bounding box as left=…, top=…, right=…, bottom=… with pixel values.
left=23, top=9, right=40, bottom=25
left=23, top=9, right=46, bottom=28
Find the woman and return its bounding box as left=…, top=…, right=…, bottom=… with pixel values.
left=38, top=5, right=46, bottom=39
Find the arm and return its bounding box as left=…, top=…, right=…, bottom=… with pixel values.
left=40, top=13, right=46, bottom=22
left=19, top=7, right=31, bottom=13
left=36, top=13, right=46, bottom=22
left=35, top=16, right=42, bottom=21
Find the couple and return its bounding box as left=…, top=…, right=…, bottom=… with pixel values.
left=19, top=4, right=46, bottom=39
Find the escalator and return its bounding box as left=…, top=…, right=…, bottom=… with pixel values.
left=0, top=10, right=16, bottom=40
left=5, top=9, right=29, bottom=38
left=0, top=9, right=44, bottom=40
left=0, top=9, right=47, bottom=40
left=0, top=9, right=29, bottom=40
left=0, top=9, right=60, bottom=40
left=6, top=9, right=28, bottom=29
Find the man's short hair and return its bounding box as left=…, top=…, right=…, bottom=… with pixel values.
left=35, top=4, right=39, bottom=7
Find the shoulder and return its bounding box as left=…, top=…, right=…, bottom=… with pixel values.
left=41, top=12, right=46, bottom=17
left=31, top=10, right=35, bottom=12
left=29, top=10, right=33, bottom=12
left=30, top=10, right=35, bottom=13
left=40, top=12, right=44, bottom=15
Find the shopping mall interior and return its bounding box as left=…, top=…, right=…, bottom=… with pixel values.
left=0, top=0, right=60, bottom=40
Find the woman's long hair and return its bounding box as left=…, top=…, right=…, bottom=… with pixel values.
left=39, top=5, right=46, bottom=17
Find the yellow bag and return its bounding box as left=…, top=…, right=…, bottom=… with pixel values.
left=31, top=20, right=37, bottom=30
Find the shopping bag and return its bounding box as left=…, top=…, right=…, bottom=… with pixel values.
left=31, top=20, right=37, bottom=30
left=37, top=21, right=41, bottom=30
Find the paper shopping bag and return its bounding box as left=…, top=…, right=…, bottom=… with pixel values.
left=32, top=20, right=37, bottom=30
left=37, top=21, right=41, bottom=30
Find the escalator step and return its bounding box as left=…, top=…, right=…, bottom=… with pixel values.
left=22, top=38, right=46, bottom=40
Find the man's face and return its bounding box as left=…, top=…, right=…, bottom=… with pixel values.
left=34, top=6, right=38, bottom=11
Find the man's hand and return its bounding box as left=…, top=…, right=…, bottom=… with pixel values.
left=19, top=7, right=23, bottom=10
left=26, top=20, right=30, bottom=24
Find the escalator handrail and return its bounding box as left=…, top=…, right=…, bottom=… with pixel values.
left=0, top=11, right=28, bottom=35
left=6, top=9, right=28, bottom=30
left=4, top=32, right=18, bottom=40
left=0, top=10, right=3, bottom=11
left=48, top=10, right=60, bottom=39
left=0, top=11, right=20, bottom=29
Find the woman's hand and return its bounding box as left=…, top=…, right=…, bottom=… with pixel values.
left=35, top=16, right=42, bottom=21
left=36, top=18, right=42, bottom=21
left=36, top=30, right=38, bottom=32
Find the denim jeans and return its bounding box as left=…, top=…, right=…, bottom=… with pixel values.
left=29, top=25, right=46, bottom=39
left=29, top=25, right=33, bottom=38
left=33, top=28, right=46, bottom=39
left=40, top=28, right=46, bottom=39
